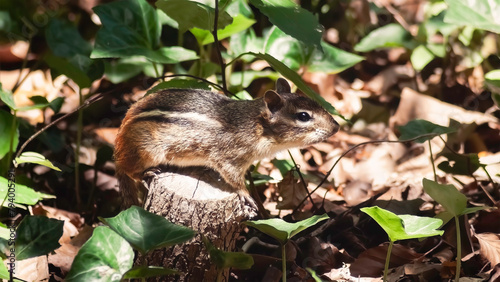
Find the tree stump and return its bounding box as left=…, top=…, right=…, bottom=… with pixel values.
left=137, top=166, right=257, bottom=281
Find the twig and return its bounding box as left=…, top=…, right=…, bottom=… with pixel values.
left=287, top=151, right=316, bottom=213
left=14, top=93, right=104, bottom=162
left=373, top=0, right=412, bottom=33
left=295, top=133, right=445, bottom=209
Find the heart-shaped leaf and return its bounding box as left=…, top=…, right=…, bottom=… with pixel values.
left=14, top=151, right=61, bottom=171
left=361, top=206, right=443, bottom=242
left=398, top=119, right=455, bottom=143
left=245, top=214, right=329, bottom=244
left=66, top=226, right=134, bottom=281
left=16, top=216, right=64, bottom=260
left=100, top=206, right=195, bottom=254
left=422, top=178, right=466, bottom=217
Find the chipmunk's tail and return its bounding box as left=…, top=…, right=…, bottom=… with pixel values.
left=116, top=171, right=146, bottom=208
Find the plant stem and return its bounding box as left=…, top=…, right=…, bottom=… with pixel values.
left=212, top=0, right=227, bottom=91
left=74, top=89, right=83, bottom=208
left=455, top=216, right=461, bottom=281
left=383, top=241, right=393, bottom=282
left=6, top=111, right=18, bottom=169
left=152, top=62, right=161, bottom=80
left=282, top=243, right=287, bottom=282
left=481, top=166, right=499, bottom=197
left=428, top=140, right=437, bottom=182
left=216, top=269, right=222, bottom=282
left=14, top=94, right=104, bottom=161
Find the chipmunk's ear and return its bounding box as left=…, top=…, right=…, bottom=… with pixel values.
left=275, top=78, right=291, bottom=94
left=264, top=90, right=284, bottom=113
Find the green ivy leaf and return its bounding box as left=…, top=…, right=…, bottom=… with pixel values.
left=45, top=18, right=92, bottom=58
left=398, top=119, right=456, bottom=143
left=0, top=176, right=55, bottom=206
left=249, top=0, right=322, bottom=48
left=0, top=258, right=9, bottom=280
left=444, top=0, right=500, bottom=33
left=229, top=29, right=264, bottom=60
left=104, top=57, right=156, bottom=84
left=361, top=206, right=443, bottom=242
left=437, top=153, right=482, bottom=175
left=48, top=97, right=65, bottom=114
left=204, top=237, right=254, bottom=269
left=123, top=266, right=178, bottom=279
left=0, top=110, right=18, bottom=160
left=100, top=206, right=196, bottom=254
left=191, top=14, right=256, bottom=45
left=411, top=45, right=435, bottom=71
left=308, top=41, right=364, bottom=74
left=264, top=26, right=311, bottom=71
left=44, top=53, right=92, bottom=89
left=422, top=178, right=467, bottom=217
left=245, top=214, right=329, bottom=244
left=16, top=216, right=64, bottom=260
left=152, top=47, right=199, bottom=64
left=92, top=0, right=161, bottom=59
left=485, top=70, right=500, bottom=93
left=66, top=226, right=134, bottom=282
left=156, top=0, right=233, bottom=32
left=0, top=87, right=16, bottom=110
left=229, top=71, right=280, bottom=89
left=354, top=23, right=417, bottom=52
left=45, top=19, right=103, bottom=89
left=14, top=151, right=61, bottom=171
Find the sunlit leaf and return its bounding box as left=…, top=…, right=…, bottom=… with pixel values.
left=354, top=24, right=416, bottom=52
left=0, top=177, right=55, bottom=206
left=191, top=14, right=255, bottom=45
left=14, top=151, right=61, bottom=171
left=411, top=45, right=435, bottom=71
left=308, top=41, right=364, bottom=74
left=361, top=206, right=443, bottom=242
left=245, top=214, right=329, bottom=244
left=156, top=0, right=233, bottom=32
left=66, top=226, right=134, bottom=281
left=0, top=110, right=18, bottom=160
left=444, top=0, right=500, bottom=33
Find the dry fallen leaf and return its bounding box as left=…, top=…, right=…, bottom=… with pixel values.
left=12, top=255, right=49, bottom=282
left=363, top=65, right=415, bottom=96
left=390, top=87, right=498, bottom=129
left=475, top=232, right=500, bottom=267
left=350, top=243, right=422, bottom=277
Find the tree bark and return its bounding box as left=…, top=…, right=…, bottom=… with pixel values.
left=137, top=166, right=257, bottom=282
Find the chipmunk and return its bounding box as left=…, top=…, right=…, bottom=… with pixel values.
left=114, top=78, right=339, bottom=207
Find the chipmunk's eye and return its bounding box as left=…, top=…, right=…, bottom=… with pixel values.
left=295, top=112, right=312, bottom=122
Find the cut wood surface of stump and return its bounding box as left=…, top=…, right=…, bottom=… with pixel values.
left=138, top=166, right=257, bottom=282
